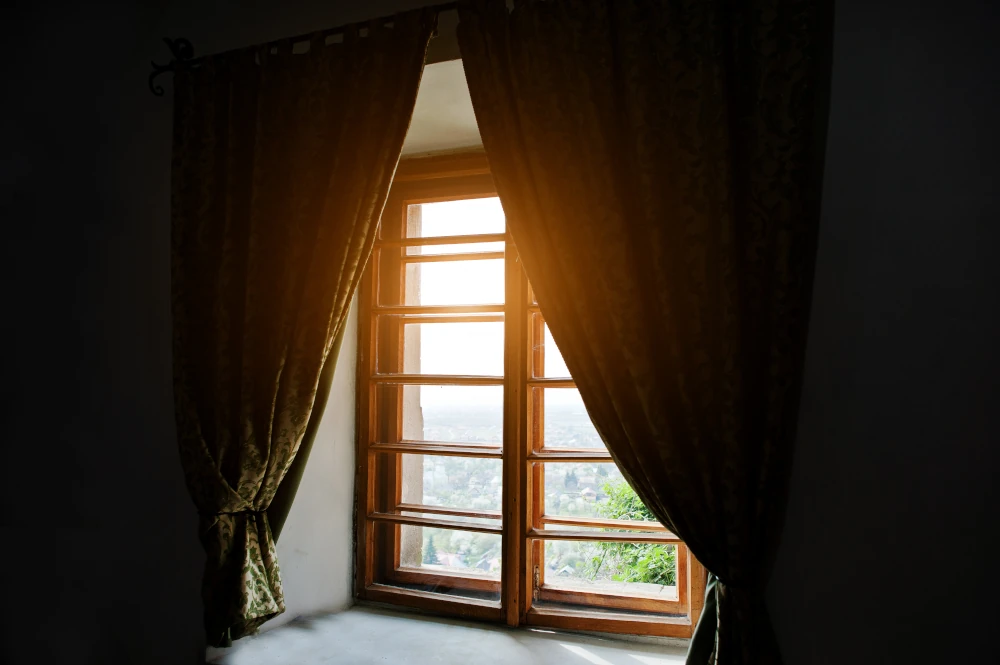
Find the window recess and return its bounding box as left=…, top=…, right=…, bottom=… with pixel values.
left=354, top=153, right=705, bottom=637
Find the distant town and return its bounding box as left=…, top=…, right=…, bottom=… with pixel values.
left=413, top=404, right=665, bottom=587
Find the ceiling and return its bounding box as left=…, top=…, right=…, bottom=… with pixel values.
left=400, top=60, right=483, bottom=157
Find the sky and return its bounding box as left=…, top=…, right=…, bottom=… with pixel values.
left=405, top=198, right=580, bottom=410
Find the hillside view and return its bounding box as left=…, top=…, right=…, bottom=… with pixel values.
left=413, top=403, right=674, bottom=591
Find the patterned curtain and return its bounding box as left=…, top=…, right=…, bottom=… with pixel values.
left=457, top=1, right=831, bottom=662
left=170, top=9, right=435, bottom=647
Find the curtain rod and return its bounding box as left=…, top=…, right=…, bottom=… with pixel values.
left=148, top=1, right=458, bottom=96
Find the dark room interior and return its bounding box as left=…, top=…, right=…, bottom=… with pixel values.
left=2, top=1, right=998, bottom=664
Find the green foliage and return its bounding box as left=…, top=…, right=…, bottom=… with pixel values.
left=600, top=478, right=659, bottom=522
left=584, top=480, right=676, bottom=586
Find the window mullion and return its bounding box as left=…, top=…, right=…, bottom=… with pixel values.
left=501, top=237, right=526, bottom=627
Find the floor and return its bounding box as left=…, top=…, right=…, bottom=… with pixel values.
left=210, top=606, right=689, bottom=665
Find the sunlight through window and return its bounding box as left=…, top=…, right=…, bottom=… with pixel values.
left=559, top=644, right=616, bottom=665
left=357, top=156, right=704, bottom=639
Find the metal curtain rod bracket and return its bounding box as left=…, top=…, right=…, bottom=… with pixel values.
left=148, top=1, right=458, bottom=96
left=149, top=38, right=195, bottom=96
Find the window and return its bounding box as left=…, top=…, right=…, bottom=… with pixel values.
left=355, top=153, right=706, bottom=637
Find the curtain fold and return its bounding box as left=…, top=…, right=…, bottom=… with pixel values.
left=457, top=1, right=831, bottom=662
left=170, top=9, right=435, bottom=647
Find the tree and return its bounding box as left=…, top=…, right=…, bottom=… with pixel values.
left=584, top=479, right=676, bottom=586
left=423, top=536, right=439, bottom=565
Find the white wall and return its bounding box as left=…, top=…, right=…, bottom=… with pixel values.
left=272, top=299, right=359, bottom=627
left=402, top=59, right=481, bottom=156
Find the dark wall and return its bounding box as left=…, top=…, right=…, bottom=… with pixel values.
left=768, top=0, right=1000, bottom=662
left=2, top=2, right=204, bottom=663
left=3, top=0, right=997, bottom=664
left=1, top=1, right=429, bottom=664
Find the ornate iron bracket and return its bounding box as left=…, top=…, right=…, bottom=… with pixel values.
left=148, top=38, right=196, bottom=96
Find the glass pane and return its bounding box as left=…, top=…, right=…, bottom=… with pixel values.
left=405, top=197, right=505, bottom=238
left=540, top=388, right=606, bottom=449
left=404, top=259, right=504, bottom=306
left=400, top=525, right=502, bottom=580
left=543, top=540, right=678, bottom=598
left=398, top=385, right=504, bottom=444
left=543, top=323, right=570, bottom=377
left=541, top=462, right=659, bottom=523
left=406, top=241, right=505, bottom=255
left=378, top=319, right=504, bottom=376
left=401, top=454, right=502, bottom=513
left=532, top=315, right=570, bottom=378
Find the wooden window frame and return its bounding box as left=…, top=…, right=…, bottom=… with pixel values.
left=354, top=151, right=705, bottom=638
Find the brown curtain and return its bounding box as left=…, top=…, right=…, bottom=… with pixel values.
left=171, top=9, right=435, bottom=647
left=457, top=1, right=831, bottom=663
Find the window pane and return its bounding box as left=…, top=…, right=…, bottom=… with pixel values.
left=539, top=388, right=606, bottom=449
left=540, top=462, right=660, bottom=523
left=401, top=454, right=502, bottom=513
left=378, top=319, right=504, bottom=376
left=404, top=259, right=504, bottom=305
left=531, top=314, right=570, bottom=378
left=405, top=198, right=505, bottom=238
left=398, top=385, right=504, bottom=444
left=401, top=525, right=502, bottom=581
left=543, top=540, right=678, bottom=598
left=544, top=462, right=623, bottom=518
left=406, top=241, right=505, bottom=255
left=543, top=323, right=570, bottom=378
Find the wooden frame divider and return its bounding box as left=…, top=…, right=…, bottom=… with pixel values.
left=354, top=151, right=705, bottom=638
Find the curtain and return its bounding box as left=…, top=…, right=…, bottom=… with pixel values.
left=457, top=1, right=831, bottom=663
left=171, top=9, right=435, bottom=647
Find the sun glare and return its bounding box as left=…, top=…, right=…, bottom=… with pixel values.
left=409, top=196, right=575, bottom=408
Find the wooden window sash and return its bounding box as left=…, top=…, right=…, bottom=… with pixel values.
left=392, top=150, right=493, bottom=182
left=359, top=167, right=507, bottom=608
left=370, top=441, right=503, bottom=458
left=526, top=528, right=680, bottom=544
left=535, top=587, right=685, bottom=615
left=379, top=232, right=508, bottom=247
left=525, top=605, right=693, bottom=639
left=522, top=309, right=701, bottom=630
left=525, top=378, right=576, bottom=388
left=400, top=251, right=506, bottom=264
left=383, top=314, right=505, bottom=324
left=373, top=304, right=505, bottom=315
left=537, top=542, right=690, bottom=616
left=370, top=374, right=504, bottom=386
left=390, top=567, right=501, bottom=594
left=396, top=503, right=502, bottom=520
left=369, top=511, right=502, bottom=535
left=356, top=153, right=705, bottom=638
left=503, top=241, right=528, bottom=625
left=539, top=514, right=671, bottom=533
left=365, top=584, right=502, bottom=621
left=527, top=450, right=614, bottom=462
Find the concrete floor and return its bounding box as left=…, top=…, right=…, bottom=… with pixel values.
left=210, top=606, right=689, bottom=665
